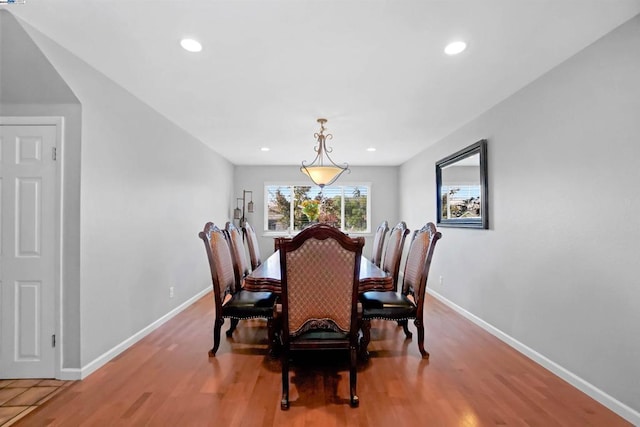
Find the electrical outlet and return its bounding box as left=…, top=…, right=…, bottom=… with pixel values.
left=169, top=286, right=175, bottom=298
left=439, top=276, right=444, bottom=286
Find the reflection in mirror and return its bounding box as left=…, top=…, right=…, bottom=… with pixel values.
left=441, top=153, right=480, bottom=219
left=436, top=139, right=488, bottom=229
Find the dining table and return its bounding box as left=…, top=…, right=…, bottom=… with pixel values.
left=244, top=249, right=393, bottom=294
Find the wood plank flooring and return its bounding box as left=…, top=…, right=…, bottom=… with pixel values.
left=14, top=293, right=631, bottom=426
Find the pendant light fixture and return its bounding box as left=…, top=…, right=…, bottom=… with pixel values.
left=300, top=118, right=350, bottom=188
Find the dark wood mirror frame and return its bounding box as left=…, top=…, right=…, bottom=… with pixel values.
left=435, top=139, right=488, bottom=229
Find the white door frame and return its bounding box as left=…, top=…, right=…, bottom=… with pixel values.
left=0, top=116, right=64, bottom=379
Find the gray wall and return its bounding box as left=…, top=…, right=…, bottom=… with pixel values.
left=234, top=165, right=400, bottom=260
left=4, top=12, right=234, bottom=371
left=400, top=14, right=640, bottom=416
left=0, top=11, right=77, bottom=104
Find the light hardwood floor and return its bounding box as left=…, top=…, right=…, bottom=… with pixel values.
left=15, top=293, right=630, bottom=426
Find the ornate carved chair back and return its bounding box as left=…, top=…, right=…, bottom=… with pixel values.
left=381, top=221, right=409, bottom=291
left=242, top=221, right=262, bottom=270
left=370, top=220, right=389, bottom=267
left=225, top=221, right=251, bottom=288
left=200, top=222, right=236, bottom=312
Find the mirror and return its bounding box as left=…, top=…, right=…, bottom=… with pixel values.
left=435, top=139, right=488, bottom=229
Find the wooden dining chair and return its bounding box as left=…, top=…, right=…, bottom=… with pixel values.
left=278, top=223, right=364, bottom=409
left=224, top=221, right=256, bottom=334
left=242, top=221, right=262, bottom=270
left=199, top=222, right=277, bottom=356
left=370, top=220, right=389, bottom=267
left=360, top=222, right=442, bottom=359
left=381, top=221, right=409, bottom=291
left=225, top=222, right=251, bottom=283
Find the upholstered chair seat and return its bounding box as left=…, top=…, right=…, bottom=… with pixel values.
left=222, top=291, right=277, bottom=319
left=359, top=291, right=416, bottom=320
left=291, top=330, right=350, bottom=343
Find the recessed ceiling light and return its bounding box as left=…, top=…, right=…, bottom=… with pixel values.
left=366, top=147, right=376, bottom=152
left=180, top=38, right=202, bottom=53
left=261, top=147, right=270, bottom=152
left=444, top=41, right=467, bottom=55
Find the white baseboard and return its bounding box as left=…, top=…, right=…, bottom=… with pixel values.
left=57, top=368, right=82, bottom=381
left=73, top=288, right=211, bottom=381
left=427, top=288, right=640, bottom=426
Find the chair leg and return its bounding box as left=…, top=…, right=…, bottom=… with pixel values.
left=359, top=319, right=371, bottom=359
left=281, top=348, right=290, bottom=410
left=209, top=317, right=224, bottom=357
left=267, top=318, right=279, bottom=358
left=414, top=318, right=429, bottom=359
left=349, top=344, right=359, bottom=407
left=226, top=318, right=239, bottom=337
left=400, top=319, right=413, bottom=339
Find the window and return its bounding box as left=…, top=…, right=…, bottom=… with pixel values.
left=265, top=184, right=370, bottom=234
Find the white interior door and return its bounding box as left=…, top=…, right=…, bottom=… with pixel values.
left=0, top=123, right=57, bottom=379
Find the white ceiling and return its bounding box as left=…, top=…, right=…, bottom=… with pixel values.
left=5, top=0, right=640, bottom=166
